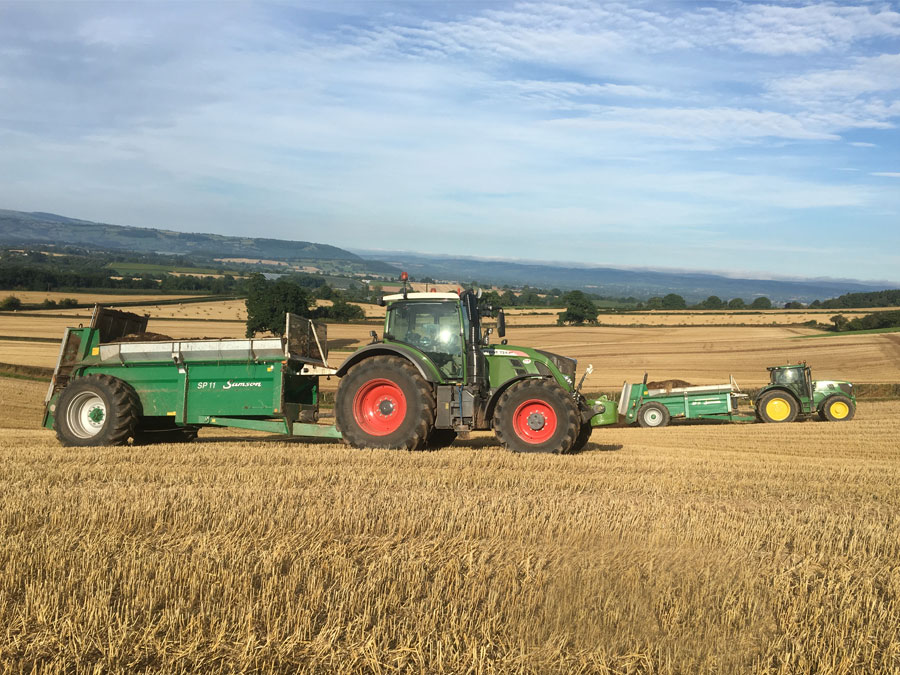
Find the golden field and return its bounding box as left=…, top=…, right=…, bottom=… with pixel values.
left=0, top=291, right=199, bottom=305
left=502, top=307, right=899, bottom=327
left=4, top=303, right=899, bottom=391
left=1, top=376, right=898, bottom=673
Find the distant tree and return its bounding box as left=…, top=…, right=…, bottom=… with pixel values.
left=557, top=291, right=598, bottom=325
left=830, top=314, right=849, bottom=331
left=500, top=290, right=517, bottom=307
left=662, top=293, right=687, bottom=310
left=0, top=295, right=22, bottom=311
left=750, top=296, right=772, bottom=309
left=315, top=298, right=365, bottom=322
left=645, top=296, right=664, bottom=310
left=518, top=287, right=541, bottom=306
left=728, top=298, right=746, bottom=309
left=245, top=274, right=311, bottom=337
left=699, top=295, right=725, bottom=310
left=315, top=284, right=336, bottom=300
left=809, top=299, right=822, bottom=308
left=59, top=298, right=78, bottom=308
left=41, top=298, right=58, bottom=308
left=784, top=301, right=804, bottom=309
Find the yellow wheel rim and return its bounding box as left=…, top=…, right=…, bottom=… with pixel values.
left=829, top=401, right=849, bottom=419
left=765, top=397, right=791, bottom=421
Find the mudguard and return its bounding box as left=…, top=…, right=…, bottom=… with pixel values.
left=336, top=343, right=444, bottom=383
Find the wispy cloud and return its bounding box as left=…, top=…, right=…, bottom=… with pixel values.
left=0, top=1, right=899, bottom=280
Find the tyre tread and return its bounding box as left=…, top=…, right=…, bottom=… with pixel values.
left=336, top=355, right=435, bottom=450
left=493, top=378, right=579, bottom=454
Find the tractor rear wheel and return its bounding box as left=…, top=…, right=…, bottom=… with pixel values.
left=493, top=379, right=579, bottom=454
left=821, top=395, right=855, bottom=422
left=637, top=402, right=670, bottom=428
left=757, top=391, right=798, bottom=423
left=336, top=355, right=435, bottom=450
left=55, top=375, right=140, bottom=447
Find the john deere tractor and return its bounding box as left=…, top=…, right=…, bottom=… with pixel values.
left=755, top=363, right=856, bottom=423
left=335, top=288, right=616, bottom=453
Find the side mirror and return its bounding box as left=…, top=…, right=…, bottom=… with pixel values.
left=497, top=309, right=506, bottom=338
left=369, top=330, right=378, bottom=344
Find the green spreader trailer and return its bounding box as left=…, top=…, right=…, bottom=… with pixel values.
left=43, top=306, right=341, bottom=446
left=619, top=364, right=856, bottom=428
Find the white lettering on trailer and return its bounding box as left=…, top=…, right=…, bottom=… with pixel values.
left=222, top=380, right=263, bottom=390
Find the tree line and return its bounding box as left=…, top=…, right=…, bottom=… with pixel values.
left=828, top=310, right=900, bottom=333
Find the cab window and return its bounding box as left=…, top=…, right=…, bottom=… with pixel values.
left=386, top=301, right=464, bottom=378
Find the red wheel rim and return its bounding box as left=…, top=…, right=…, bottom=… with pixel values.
left=512, top=398, right=557, bottom=444
left=353, top=379, right=407, bottom=436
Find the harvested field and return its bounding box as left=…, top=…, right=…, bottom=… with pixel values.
left=2, top=376, right=898, bottom=673
left=503, top=307, right=898, bottom=327
left=0, top=291, right=199, bottom=305
left=0, top=339, right=62, bottom=368
left=3, top=313, right=900, bottom=391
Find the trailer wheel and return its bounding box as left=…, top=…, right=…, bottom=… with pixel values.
left=336, top=355, right=435, bottom=450
left=55, top=375, right=140, bottom=447
left=757, top=391, right=798, bottom=423
left=493, top=379, right=579, bottom=454
left=821, top=395, right=855, bottom=422
left=637, top=402, right=670, bottom=428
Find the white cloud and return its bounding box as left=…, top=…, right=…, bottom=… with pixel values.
left=871, top=172, right=900, bottom=177
left=770, top=53, right=900, bottom=103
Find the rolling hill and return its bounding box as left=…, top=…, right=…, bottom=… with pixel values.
left=0, top=210, right=397, bottom=276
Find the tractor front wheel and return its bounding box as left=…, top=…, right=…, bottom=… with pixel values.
left=637, top=402, right=670, bottom=428
left=821, top=395, right=855, bottom=422
left=493, top=379, right=579, bottom=454
left=336, top=355, right=435, bottom=450
left=757, top=391, right=798, bottom=423
left=55, top=375, right=140, bottom=447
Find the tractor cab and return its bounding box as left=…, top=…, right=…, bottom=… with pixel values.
left=383, top=292, right=470, bottom=379
left=768, top=364, right=812, bottom=398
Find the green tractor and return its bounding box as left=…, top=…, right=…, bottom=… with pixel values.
left=335, top=287, right=616, bottom=453
left=755, top=363, right=856, bottom=423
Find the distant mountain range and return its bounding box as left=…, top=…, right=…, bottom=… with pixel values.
left=0, top=209, right=397, bottom=275
left=353, top=250, right=898, bottom=305
left=2, top=208, right=895, bottom=303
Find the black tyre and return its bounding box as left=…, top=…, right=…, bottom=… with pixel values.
left=493, top=379, right=579, bottom=454
left=55, top=375, right=140, bottom=447
left=571, top=422, right=592, bottom=453
left=756, top=390, right=798, bottom=423
left=134, top=419, right=200, bottom=445
left=427, top=428, right=458, bottom=449
left=637, top=402, right=670, bottom=428
left=821, top=395, right=855, bottom=422
left=336, top=355, right=435, bottom=450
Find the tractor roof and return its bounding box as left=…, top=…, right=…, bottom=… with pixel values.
left=383, top=292, right=460, bottom=302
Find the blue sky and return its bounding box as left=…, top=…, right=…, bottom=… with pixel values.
left=1, top=1, right=899, bottom=281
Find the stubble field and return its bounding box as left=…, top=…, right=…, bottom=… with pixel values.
left=1, top=377, right=898, bottom=672
left=1, top=300, right=899, bottom=672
